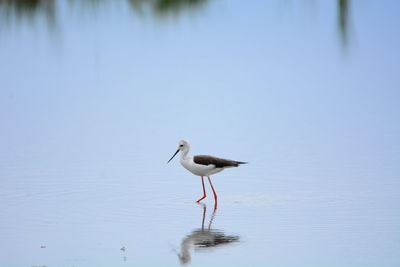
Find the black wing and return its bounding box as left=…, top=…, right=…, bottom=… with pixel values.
left=193, top=155, right=247, bottom=168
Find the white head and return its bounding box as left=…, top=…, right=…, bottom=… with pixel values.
left=167, top=140, right=190, bottom=163
left=177, top=140, right=190, bottom=153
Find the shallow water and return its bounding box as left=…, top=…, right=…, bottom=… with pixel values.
left=1, top=1, right=400, bottom=266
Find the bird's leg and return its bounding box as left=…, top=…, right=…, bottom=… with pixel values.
left=207, top=176, right=218, bottom=203
left=196, top=176, right=207, bottom=203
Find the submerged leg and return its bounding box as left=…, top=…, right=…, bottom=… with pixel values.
left=207, top=176, right=218, bottom=203
left=196, top=176, right=207, bottom=203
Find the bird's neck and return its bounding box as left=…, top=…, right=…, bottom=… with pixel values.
left=180, top=149, right=189, bottom=160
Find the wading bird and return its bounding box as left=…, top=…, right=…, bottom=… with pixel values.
left=167, top=140, right=247, bottom=203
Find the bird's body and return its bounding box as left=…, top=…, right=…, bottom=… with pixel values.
left=168, top=140, right=247, bottom=203
left=180, top=155, right=245, bottom=177
left=180, top=156, right=220, bottom=177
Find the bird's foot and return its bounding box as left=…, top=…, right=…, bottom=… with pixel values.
left=196, top=196, right=206, bottom=203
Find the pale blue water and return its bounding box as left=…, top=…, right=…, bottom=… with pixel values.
left=1, top=1, right=400, bottom=266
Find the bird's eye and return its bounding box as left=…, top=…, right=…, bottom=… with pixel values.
left=180, top=144, right=183, bottom=147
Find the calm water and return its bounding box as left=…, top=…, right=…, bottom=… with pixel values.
left=1, top=1, right=400, bottom=266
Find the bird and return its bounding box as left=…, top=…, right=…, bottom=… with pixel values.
left=167, top=140, right=247, bottom=203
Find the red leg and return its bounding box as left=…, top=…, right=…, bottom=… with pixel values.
left=207, top=176, right=218, bottom=203
left=196, top=176, right=207, bottom=203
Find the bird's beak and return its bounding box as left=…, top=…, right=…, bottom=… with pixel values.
left=167, top=149, right=180, bottom=163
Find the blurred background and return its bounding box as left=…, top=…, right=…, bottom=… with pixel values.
left=0, top=1, right=399, bottom=266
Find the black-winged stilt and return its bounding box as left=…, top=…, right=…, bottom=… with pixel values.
left=167, top=140, right=247, bottom=203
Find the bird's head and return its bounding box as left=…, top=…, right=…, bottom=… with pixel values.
left=167, top=140, right=190, bottom=163
left=177, top=140, right=189, bottom=151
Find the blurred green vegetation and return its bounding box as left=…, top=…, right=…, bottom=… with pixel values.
left=127, top=0, right=208, bottom=16
left=0, top=0, right=209, bottom=34
left=0, top=0, right=350, bottom=46
left=0, top=0, right=56, bottom=28
left=338, top=0, right=349, bottom=47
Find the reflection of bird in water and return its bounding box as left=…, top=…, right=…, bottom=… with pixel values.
left=168, top=140, right=247, bottom=204
left=177, top=204, right=240, bottom=265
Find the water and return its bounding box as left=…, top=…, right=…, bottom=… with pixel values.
left=1, top=1, right=400, bottom=266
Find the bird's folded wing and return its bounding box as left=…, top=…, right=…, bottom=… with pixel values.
left=193, top=155, right=243, bottom=168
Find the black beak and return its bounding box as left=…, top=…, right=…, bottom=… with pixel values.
left=167, top=149, right=180, bottom=163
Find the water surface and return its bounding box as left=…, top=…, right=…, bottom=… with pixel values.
left=1, top=1, right=400, bottom=266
